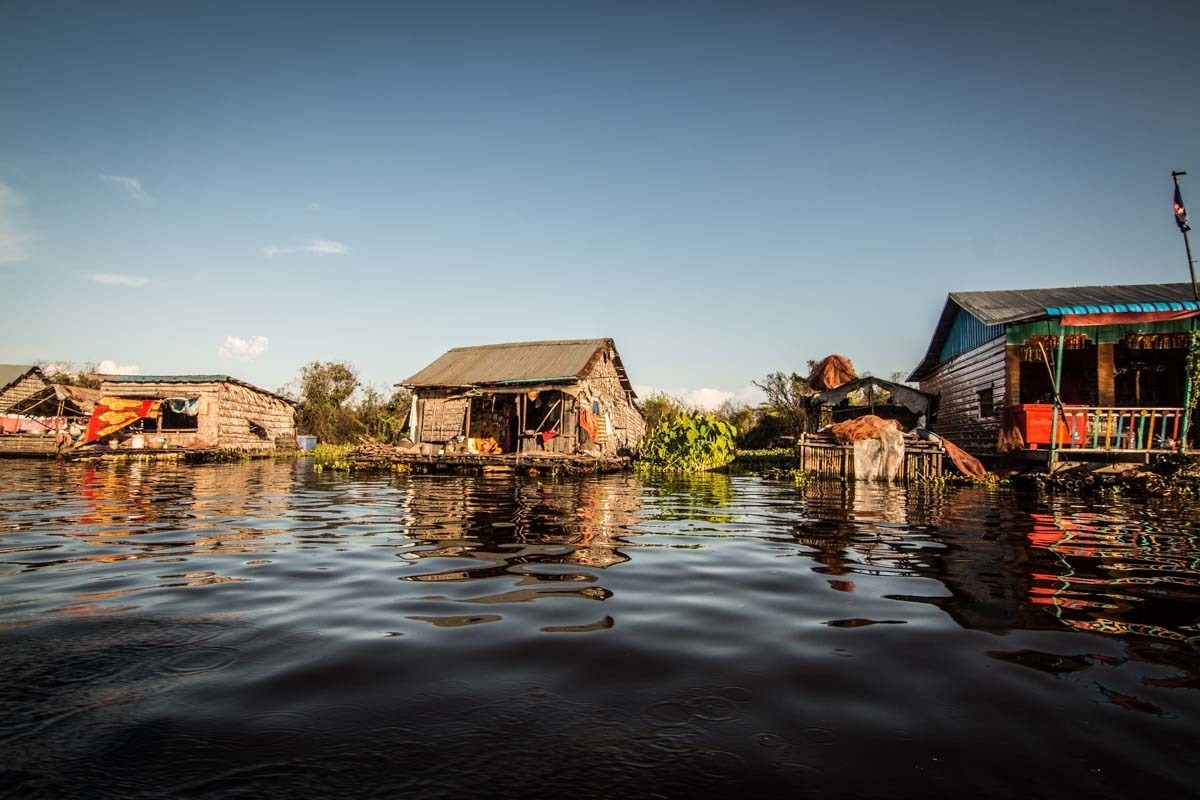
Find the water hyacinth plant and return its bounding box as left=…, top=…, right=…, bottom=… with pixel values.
left=637, top=412, right=738, bottom=472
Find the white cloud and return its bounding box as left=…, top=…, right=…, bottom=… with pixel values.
left=89, top=272, right=149, bottom=287
left=98, top=173, right=153, bottom=203
left=0, top=182, right=33, bottom=264
left=262, top=239, right=350, bottom=257
left=218, top=335, right=269, bottom=362
left=307, top=202, right=323, bottom=212
left=636, top=383, right=766, bottom=412
left=97, top=360, right=139, bottom=376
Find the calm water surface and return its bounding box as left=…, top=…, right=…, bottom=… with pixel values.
left=2, top=459, right=1199, bottom=799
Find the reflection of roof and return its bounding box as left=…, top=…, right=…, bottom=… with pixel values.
left=403, top=339, right=635, bottom=394
left=812, top=377, right=935, bottom=416
left=0, top=364, right=44, bottom=392
left=100, top=374, right=296, bottom=405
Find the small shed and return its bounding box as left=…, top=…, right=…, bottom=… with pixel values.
left=401, top=339, right=646, bottom=457
left=82, top=374, right=297, bottom=454
left=0, top=365, right=50, bottom=413
left=810, top=376, right=937, bottom=432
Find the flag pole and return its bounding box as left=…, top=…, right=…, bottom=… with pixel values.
left=1173, top=171, right=1197, bottom=300
left=1174, top=171, right=1196, bottom=452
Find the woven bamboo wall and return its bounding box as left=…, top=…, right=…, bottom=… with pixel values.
left=97, top=379, right=221, bottom=448
left=798, top=438, right=945, bottom=482
left=580, top=351, right=646, bottom=454
left=0, top=372, right=50, bottom=413
left=419, top=393, right=470, bottom=443
left=217, top=382, right=296, bottom=452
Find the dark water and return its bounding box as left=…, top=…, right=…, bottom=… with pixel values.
left=2, top=460, right=1199, bottom=799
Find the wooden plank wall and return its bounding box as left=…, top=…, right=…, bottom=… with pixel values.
left=798, top=439, right=945, bottom=481
left=918, top=335, right=1006, bottom=457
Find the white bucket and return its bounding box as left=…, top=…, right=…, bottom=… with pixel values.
left=130, top=435, right=145, bottom=449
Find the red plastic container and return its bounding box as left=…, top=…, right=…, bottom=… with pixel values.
left=1017, top=404, right=1088, bottom=446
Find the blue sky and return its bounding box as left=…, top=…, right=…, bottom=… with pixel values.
left=2, top=1, right=1198, bottom=407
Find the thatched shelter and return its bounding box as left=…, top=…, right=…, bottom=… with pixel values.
left=401, top=339, right=646, bottom=457
left=0, top=365, right=50, bottom=413
left=82, top=374, right=297, bottom=454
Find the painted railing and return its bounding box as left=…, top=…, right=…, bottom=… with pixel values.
left=1054, top=406, right=1186, bottom=451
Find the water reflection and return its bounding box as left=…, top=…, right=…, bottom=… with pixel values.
left=1, top=461, right=1200, bottom=798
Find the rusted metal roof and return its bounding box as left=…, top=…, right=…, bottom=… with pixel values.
left=403, top=339, right=635, bottom=394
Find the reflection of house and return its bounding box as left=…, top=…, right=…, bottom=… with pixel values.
left=81, top=374, right=297, bottom=454
left=0, top=365, right=50, bottom=412
left=401, top=339, right=646, bottom=457
left=909, top=283, right=1199, bottom=458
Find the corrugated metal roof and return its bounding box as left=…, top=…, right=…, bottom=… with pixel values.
left=0, top=364, right=42, bottom=392
left=101, top=374, right=296, bottom=405
left=403, top=338, right=635, bottom=394
left=951, top=283, right=1198, bottom=325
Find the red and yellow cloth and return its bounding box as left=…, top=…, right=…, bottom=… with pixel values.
left=81, top=397, right=161, bottom=444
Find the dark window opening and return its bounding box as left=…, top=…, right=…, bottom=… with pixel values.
left=248, top=420, right=268, bottom=439
left=161, top=398, right=200, bottom=431
left=977, top=387, right=995, bottom=419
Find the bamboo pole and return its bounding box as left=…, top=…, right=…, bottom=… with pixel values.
left=1049, top=326, right=1067, bottom=469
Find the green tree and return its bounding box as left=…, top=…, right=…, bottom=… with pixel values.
left=356, top=386, right=413, bottom=444
left=638, top=391, right=685, bottom=431
left=752, top=371, right=813, bottom=438
left=287, top=361, right=365, bottom=444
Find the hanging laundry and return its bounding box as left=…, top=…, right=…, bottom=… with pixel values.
left=578, top=408, right=599, bottom=441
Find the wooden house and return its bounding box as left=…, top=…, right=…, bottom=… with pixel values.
left=81, top=374, right=297, bottom=454
left=908, top=283, right=1200, bottom=460
left=0, top=365, right=50, bottom=413
left=0, top=379, right=99, bottom=457
left=401, top=339, right=646, bottom=457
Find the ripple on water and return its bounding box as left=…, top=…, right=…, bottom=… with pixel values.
left=2, top=463, right=1200, bottom=799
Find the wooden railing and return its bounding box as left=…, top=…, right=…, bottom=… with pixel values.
left=1054, top=407, right=1186, bottom=451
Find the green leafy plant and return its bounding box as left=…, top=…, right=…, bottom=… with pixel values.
left=637, top=412, right=738, bottom=472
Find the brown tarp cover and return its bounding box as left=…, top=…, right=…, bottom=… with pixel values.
left=807, top=355, right=857, bottom=392
left=830, top=415, right=901, bottom=443
left=943, top=438, right=988, bottom=479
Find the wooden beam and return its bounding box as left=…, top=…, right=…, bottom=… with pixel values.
left=1097, top=342, right=1115, bottom=407
left=1005, top=344, right=1022, bottom=407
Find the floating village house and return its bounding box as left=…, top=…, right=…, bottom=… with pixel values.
left=80, top=374, right=297, bottom=454
left=401, top=339, right=646, bottom=457
left=908, top=282, right=1200, bottom=460
left=0, top=364, right=51, bottom=413
left=0, top=365, right=100, bottom=456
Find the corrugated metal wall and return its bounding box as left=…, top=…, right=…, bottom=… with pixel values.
left=939, top=308, right=1004, bottom=363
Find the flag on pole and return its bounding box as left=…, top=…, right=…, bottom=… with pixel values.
left=1176, top=183, right=1192, bottom=232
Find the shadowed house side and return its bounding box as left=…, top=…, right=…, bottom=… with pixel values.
left=401, top=338, right=646, bottom=457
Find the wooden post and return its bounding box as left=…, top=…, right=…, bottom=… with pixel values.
left=1097, top=342, right=1115, bottom=408
left=1049, top=327, right=1067, bottom=469
left=1005, top=344, right=1022, bottom=407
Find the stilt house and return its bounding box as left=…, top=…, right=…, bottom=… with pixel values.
left=401, top=339, right=646, bottom=457
left=908, top=283, right=1200, bottom=458
left=83, top=374, right=297, bottom=454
